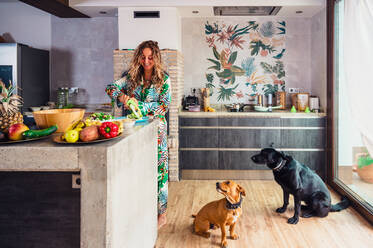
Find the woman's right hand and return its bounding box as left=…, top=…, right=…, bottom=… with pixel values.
left=119, top=94, right=130, bottom=108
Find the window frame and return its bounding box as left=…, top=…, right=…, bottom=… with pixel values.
left=326, top=0, right=373, bottom=225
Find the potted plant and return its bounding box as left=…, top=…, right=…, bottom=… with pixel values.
left=354, top=152, right=373, bottom=183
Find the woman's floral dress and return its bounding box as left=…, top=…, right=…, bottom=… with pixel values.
left=105, top=73, right=171, bottom=215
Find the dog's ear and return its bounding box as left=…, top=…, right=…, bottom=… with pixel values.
left=237, top=184, right=246, bottom=197
left=280, top=151, right=293, bottom=161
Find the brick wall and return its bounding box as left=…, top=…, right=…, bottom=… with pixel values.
left=113, top=49, right=183, bottom=181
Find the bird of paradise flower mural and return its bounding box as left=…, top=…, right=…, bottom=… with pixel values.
left=204, top=20, right=286, bottom=102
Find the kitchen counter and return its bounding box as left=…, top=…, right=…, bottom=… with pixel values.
left=0, top=120, right=159, bottom=248
left=179, top=109, right=326, bottom=118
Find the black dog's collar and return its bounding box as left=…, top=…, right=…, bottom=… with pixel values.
left=272, top=159, right=287, bottom=172
left=225, top=194, right=243, bottom=210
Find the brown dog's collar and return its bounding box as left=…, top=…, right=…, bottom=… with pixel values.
left=225, top=194, right=243, bottom=210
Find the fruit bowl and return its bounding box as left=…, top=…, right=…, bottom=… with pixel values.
left=33, top=109, right=85, bottom=133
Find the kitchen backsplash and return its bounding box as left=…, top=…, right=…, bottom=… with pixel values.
left=183, top=17, right=316, bottom=105
left=203, top=20, right=286, bottom=103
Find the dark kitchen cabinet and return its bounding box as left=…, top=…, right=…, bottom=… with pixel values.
left=179, top=116, right=326, bottom=179
left=0, top=172, right=80, bottom=248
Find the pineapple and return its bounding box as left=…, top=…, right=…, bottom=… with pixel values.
left=0, top=79, right=23, bottom=132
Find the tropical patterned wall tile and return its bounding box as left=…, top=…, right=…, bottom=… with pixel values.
left=204, top=20, right=286, bottom=103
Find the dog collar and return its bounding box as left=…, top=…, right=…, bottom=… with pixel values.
left=225, top=195, right=242, bottom=210
left=272, top=159, right=287, bottom=172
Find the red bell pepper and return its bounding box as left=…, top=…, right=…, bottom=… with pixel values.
left=99, top=122, right=119, bottom=139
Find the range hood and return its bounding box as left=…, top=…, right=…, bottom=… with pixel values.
left=19, top=0, right=90, bottom=18
left=213, top=6, right=282, bottom=16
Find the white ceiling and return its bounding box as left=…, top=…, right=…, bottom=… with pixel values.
left=0, top=0, right=326, bottom=18
left=69, top=0, right=326, bottom=18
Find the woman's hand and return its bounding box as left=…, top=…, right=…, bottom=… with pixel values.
left=119, top=94, right=130, bottom=108
left=127, top=97, right=138, bottom=107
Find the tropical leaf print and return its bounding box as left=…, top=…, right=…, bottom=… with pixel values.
left=241, top=57, right=256, bottom=77
left=263, top=84, right=277, bottom=95
left=204, top=20, right=285, bottom=102
left=277, top=21, right=286, bottom=34
left=205, top=21, right=220, bottom=34
left=231, top=65, right=245, bottom=76
left=213, top=46, right=220, bottom=60
left=217, top=84, right=239, bottom=101
left=206, top=73, right=214, bottom=83
left=216, top=69, right=233, bottom=79
left=260, top=21, right=275, bottom=38
left=228, top=51, right=238, bottom=64
left=250, top=40, right=275, bottom=56
left=248, top=21, right=259, bottom=31
left=207, top=58, right=221, bottom=71
left=260, top=61, right=285, bottom=79
left=245, top=71, right=267, bottom=85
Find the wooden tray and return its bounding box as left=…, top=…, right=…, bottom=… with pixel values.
left=52, top=133, right=123, bottom=144
left=0, top=133, right=54, bottom=145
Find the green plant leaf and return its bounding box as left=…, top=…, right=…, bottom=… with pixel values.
left=260, top=62, right=273, bottom=74
left=216, top=69, right=233, bottom=79
left=207, top=58, right=221, bottom=71
left=213, top=46, right=220, bottom=60
left=207, top=58, right=220, bottom=66
left=250, top=41, right=264, bottom=56
left=358, top=155, right=373, bottom=169
left=217, top=84, right=239, bottom=102
left=231, top=74, right=236, bottom=84
left=206, top=73, right=214, bottom=83
left=231, top=65, right=245, bottom=76
left=277, top=27, right=286, bottom=35
left=228, top=51, right=237, bottom=64
left=208, top=65, right=220, bottom=71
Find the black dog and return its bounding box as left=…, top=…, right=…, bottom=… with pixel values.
left=251, top=148, right=349, bottom=224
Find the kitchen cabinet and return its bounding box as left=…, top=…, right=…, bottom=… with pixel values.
left=0, top=172, right=80, bottom=248
left=179, top=114, right=326, bottom=179
left=0, top=121, right=159, bottom=248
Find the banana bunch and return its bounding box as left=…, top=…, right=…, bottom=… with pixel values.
left=206, top=106, right=216, bottom=112
left=84, top=118, right=101, bottom=127
left=61, top=120, right=85, bottom=141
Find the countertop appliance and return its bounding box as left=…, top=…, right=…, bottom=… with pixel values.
left=182, top=88, right=199, bottom=110
left=0, top=43, right=50, bottom=113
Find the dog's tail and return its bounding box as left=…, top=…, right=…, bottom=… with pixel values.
left=331, top=196, right=350, bottom=212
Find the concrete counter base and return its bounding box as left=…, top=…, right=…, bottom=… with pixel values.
left=0, top=121, right=159, bottom=248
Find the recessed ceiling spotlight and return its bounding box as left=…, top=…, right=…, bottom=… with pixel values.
left=192, top=10, right=199, bottom=14
left=296, top=10, right=303, bottom=14
left=99, top=11, right=107, bottom=15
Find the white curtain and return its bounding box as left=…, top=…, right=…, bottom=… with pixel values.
left=344, top=0, right=373, bottom=156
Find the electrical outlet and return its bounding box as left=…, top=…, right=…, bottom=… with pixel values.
left=288, top=88, right=300, bottom=93
left=288, top=88, right=296, bottom=93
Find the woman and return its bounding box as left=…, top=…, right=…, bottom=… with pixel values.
left=105, top=40, right=171, bottom=229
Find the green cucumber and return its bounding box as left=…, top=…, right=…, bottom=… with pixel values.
left=22, top=125, right=58, bottom=139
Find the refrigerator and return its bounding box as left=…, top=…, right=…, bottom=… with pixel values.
left=0, top=43, right=49, bottom=112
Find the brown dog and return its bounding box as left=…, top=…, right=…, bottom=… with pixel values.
left=193, top=180, right=246, bottom=248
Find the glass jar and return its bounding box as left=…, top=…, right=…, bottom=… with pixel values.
left=57, top=87, right=67, bottom=109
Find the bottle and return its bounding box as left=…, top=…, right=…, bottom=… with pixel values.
left=57, top=87, right=66, bottom=109
left=268, top=94, right=273, bottom=112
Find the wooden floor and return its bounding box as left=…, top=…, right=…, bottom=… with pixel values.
left=156, top=180, right=373, bottom=248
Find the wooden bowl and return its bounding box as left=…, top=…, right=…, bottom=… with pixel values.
left=33, top=109, right=85, bottom=132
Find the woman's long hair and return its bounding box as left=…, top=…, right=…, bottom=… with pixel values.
left=127, top=40, right=164, bottom=95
